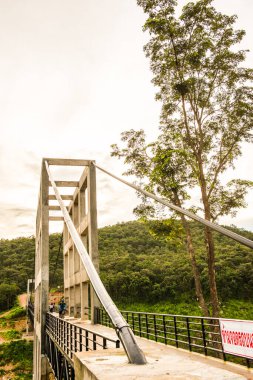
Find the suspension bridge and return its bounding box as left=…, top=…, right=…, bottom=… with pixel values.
left=28, top=158, right=253, bottom=379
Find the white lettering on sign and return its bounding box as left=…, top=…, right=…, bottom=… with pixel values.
left=220, top=318, right=253, bottom=359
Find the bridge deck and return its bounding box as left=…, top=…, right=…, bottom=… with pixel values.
left=62, top=316, right=253, bottom=379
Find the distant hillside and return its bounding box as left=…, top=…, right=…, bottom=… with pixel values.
left=0, top=221, right=253, bottom=310
left=0, top=234, right=63, bottom=310
left=99, top=221, right=253, bottom=303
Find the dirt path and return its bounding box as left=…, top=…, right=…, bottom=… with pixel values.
left=18, top=293, right=27, bottom=308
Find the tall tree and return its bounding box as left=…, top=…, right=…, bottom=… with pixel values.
left=112, top=0, right=253, bottom=317
left=112, top=130, right=210, bottom=315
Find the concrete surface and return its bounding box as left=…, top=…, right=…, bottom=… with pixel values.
left=65, top=317, right=253, bottom=380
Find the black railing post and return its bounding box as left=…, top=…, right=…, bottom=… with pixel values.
left=146, top=314, right=149, bottom=340
left=132, top=313, right=135, bottom=334
left=93, top=333, right=97, bottom=350
left=163, top=315, right=167, bottom=345
left=154, top=314, right=158, bottom=342
left=74, top=325, right=77, bottom=353
left=61, top=320, right=64, bottom=349
left=138, top=313, right=142, bottom=337
left=186, top=317, right=192, bottom=352
left=69, top=322, right=72, bottom=356
left=201, top=318, right=207, bottom=356
left=85, top=330, right=89, bottom=351
left=174, top=316, right=178, bottom=348
left=94, top=307, right=98, bottom=324
left=79, top=327, right=83, bottom=352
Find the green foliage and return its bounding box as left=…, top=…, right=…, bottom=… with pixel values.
left=99, top=220, right=253, bottom=304
left=118, top=299, right=253, bottom=320
left=0, top=329, right=22, bottom=340
left=0, top=368, right=6, bottom=376
left=1, top=221, right=253, bottom=317
left=113, top=0, right=253, bottom=317
left=219, top=300, right=253, bottom=320
left=0, top=305, right=32, bottom=379
left=0, top=340, right=33, bottom=379
left=118, top=300, right=202, bottom=316
left=0, top=306, right=26, bottom=320
left=0, top=284, right=20, bottom=311
left=134, top=0, right=253, bottom=220
left=0, top=234, right=63, bottom=311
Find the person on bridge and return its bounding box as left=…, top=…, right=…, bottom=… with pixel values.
left=59, top=297, right=66, bottom=318
left=49, top=302, right=54, bottom=313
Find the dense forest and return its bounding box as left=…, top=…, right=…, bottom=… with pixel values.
left=99, top=221, right=253, bottom=304
left=0, top=234, right=63, bottom=310
left=0, top=220, right=253, bottom=311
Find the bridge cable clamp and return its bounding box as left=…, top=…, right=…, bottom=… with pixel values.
left=116, top=323, right=130, bottom=334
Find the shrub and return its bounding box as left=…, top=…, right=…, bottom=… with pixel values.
left=0, top=329, right=22, bottom=340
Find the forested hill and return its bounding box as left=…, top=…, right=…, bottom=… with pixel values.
left=99, top=221, right=253, bottom=303
left=0, top=234, right=63, bottom=310
left=0, top=221, right=253, bottom=310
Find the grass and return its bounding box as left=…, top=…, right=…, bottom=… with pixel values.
left=0, top=306, right=26, bottom=320
left=0, top=306, right=26, bottom=329
left=118, top=299, right=253, bottom=320
left=0, top=329, right=22, bottom=340
left=0, top=340, right=33, bottom=380
left=0, top=302, right=32, bottom=379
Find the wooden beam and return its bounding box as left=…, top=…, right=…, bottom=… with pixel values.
left=44, top=158, right=91, bottom=166
left=49, top=195, right=73, bottom=200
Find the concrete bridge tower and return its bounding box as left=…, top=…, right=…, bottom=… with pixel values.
left=33, top=159, right=100, bottom=379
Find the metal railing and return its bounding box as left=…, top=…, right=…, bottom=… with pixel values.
left=46, top=333, right=75, bottom=380
left=27, top=302, right=34, bottom=323
left=46, top=313, right=120, bottom=361
left=45, top=313, right=121, bottom=380
left=96, top=308, right=253, bottom=368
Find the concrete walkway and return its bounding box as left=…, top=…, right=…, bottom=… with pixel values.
left=63, top=317, right=253, bottom=380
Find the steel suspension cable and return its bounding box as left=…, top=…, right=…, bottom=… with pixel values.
left=94, top=163, right=253, bottom=250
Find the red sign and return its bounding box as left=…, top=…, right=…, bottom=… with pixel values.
left=220, top=318, right=253, bottom=359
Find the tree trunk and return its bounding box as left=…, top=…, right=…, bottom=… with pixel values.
left=198, top=164, right=220, bottom=317
left=183, top=217, right=209, bottom=316
left=204, top=225, right=220, bottom=317
left=181, top=95, right=220, bottom=318
left=174, top=193, right=209, bottom=316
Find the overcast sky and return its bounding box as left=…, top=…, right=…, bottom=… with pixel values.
left=0, top=0, right=253, bottom=239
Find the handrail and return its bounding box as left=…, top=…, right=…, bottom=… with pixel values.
left=94, top=163, right=253, bottom=250
left=44, top=161, right=146, bottom=365
left=46, top=313, right=120, bottom=359
left=96, top=307, right=252, bottom=368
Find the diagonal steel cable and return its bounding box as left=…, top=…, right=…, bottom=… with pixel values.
left=94, top=163, right=253, bottom=250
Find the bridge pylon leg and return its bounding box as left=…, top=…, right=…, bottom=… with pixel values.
left=33, top=161, right=49, bottom=380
